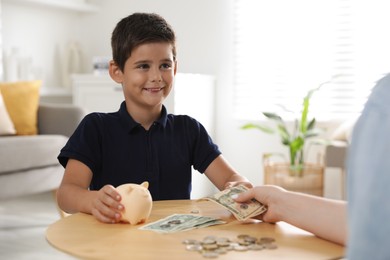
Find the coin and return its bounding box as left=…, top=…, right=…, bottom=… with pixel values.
left=234, top=245, right=248, bottom=251
left=203, top=243, right=219, bottom=250
left=159, top=224, right=170, bottom=228
left=168, top=219, right=182, bottom=225
left=203, top=236, right=217, bottom=241
left=259, top=237, right=275, bottom=243
left=248, top=244, right=264, bottom=251
left=182, top=234, right=277, bottom=258
left=265, top=243, right=278, bottom=250
left=237, top=234, right=250, bottom=239
left=186, top=244, right=203, bottom=252
left=202, top=251, right=219, bottom=258
left=182, top=239, right=199, bottom=245
left=244, top=236, right=257, bottom=243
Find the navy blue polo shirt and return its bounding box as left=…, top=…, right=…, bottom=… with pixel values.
left=58, top=101, right=221, bottom=200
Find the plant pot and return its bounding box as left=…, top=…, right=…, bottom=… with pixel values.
left=264, top=162, right=324, bottom=196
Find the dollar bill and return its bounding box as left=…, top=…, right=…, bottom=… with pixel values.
left=202, top=185, right=267, bottom=221
left=139, top=214, right=225, bottom=233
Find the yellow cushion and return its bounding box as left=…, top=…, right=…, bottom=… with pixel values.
left=0, top=90, right=16, bottom=135
left=0, top=80, right=41, bottom=135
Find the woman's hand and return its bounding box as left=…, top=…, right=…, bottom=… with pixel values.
left=233, top=185, right=287, bottom=223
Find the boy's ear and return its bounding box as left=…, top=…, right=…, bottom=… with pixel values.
left=173, top=60, right=178, bottom=75
left=109, top=60, right=123, bottom=83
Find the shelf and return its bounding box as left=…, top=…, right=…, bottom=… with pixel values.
left=4, top=0, right=99, bottom=13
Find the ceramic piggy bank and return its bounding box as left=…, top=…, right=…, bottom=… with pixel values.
left=116, top=181, right=152, bottom=225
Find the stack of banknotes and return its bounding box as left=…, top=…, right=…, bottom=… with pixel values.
left=139, top=214, right=225, bottom=233
left=140, top=185, right=267, bottom=233
left=203, top=184, right=267, bottom=221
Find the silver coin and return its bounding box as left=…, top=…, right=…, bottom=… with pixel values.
left=168, top=219, right=182, bottom=225
left=237, top=234, right=250, bottom=240
left=202, top=251, right=219, bottom=258
left=216, top=240, right=230, bottom=247
left=248, top=244, right=264, bottom=251
left=216, top=237, right=230, bottom=243
left=259, top=237, right=275, bottom=243
left=233, top=245, right=248, bottom=252
left=237, top=239, right=251, bottom=246
left=203, top=243, right=219, bottom=250
left=244, top=236, right=257, bottom=244
left=159, top=224, right=170, bottom=228
left=186, top=244, right=203, bottom=252
left=182, top=239, right=200, bottom=245
left=265, top=243, right=278, bottom=250
left=214, top=248, right=228, bottom=254
left=203, top=236, right=217, bottom=241
left=202, top=238, right=216, bottom=245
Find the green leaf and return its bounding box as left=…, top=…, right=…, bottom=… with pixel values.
left=241, top=123, right=275, bottom=134
left=307, top=118, right=316, bottom=130
left=277, top=124, right=290, bottom=145
left=300, top=95, right=310, bottom=134
left=290, top=137, right=304, bottom=151
left=263, top=112, right=283, bottom=122
left=304, top=128, right=324, bottom=138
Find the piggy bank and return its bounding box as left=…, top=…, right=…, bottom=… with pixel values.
left=116, top=181, right=153, bottom=225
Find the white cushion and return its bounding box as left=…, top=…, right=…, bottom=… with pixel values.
left=0, top=91, right=16, bottom=136
left=331, top=118, right=358, bottom=143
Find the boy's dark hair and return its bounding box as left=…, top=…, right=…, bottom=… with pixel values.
left=111, top=12, right=177, bottom=71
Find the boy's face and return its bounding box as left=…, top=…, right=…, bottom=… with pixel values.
left=110, top=42, right=177, bottom=110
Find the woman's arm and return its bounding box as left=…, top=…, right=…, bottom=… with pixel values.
left=234, top=185, right=347, bottom=245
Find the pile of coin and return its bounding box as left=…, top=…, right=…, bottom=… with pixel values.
left=183, top=234, right=277, bottom=258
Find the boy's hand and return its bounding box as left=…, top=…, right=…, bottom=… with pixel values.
left=90, top=185, right=124, bottom=223
left=224, top=181, right=253, bottom=190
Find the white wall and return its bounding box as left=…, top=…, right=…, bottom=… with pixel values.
left=1, top=0, right=344, bottom=197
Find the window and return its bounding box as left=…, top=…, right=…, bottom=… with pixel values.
left=234, top=0, right=390, bottom=120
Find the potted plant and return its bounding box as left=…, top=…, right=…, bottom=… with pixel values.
left=241, top=82, right=329, bottom=196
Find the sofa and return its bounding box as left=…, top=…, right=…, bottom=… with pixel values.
left=325, top=118, right=356, bottom=199
left=0, top=103, right=86, bottom=200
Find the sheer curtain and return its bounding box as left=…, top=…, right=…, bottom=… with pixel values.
left=233, top=0, right=390, bottom=120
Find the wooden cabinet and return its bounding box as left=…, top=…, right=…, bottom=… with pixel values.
left=72, top=74, right=124, bottom=113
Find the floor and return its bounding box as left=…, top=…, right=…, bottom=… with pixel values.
left=0, top=170, right=344, bottom=260
left=0, top=191, right=76, bottom=260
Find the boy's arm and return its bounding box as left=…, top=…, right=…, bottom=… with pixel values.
left=204, top=155, right=252, bottom=190
left=56, top=159, right=123, bottom=223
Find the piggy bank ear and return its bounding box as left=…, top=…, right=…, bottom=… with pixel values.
left=127, top=186, right=134, bottom=193
left=141, top=181, right=149, bottom=189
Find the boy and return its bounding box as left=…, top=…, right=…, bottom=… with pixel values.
left=57, top=13, right=251, bottom=223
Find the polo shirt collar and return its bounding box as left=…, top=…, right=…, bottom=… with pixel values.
left=118, top=101, right=169, bottom=132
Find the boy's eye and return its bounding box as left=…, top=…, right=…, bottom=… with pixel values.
left=160, top=63, right=172, bottom=69
left=137, top=64, right=150, bottom=69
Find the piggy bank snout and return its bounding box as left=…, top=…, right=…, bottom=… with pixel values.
left=116, top=182, right=153, bottom=225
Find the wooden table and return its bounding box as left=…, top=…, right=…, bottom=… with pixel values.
left=46, top=200, right=345, bottom=259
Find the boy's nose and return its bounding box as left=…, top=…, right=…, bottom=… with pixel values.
left=150, top=68, right=162, bottom=82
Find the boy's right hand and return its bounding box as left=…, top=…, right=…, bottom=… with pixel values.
left=90, top=185, right=124, bottom=223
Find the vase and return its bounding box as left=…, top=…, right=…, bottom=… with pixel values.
left=263, top=162, right=324, bottom=196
